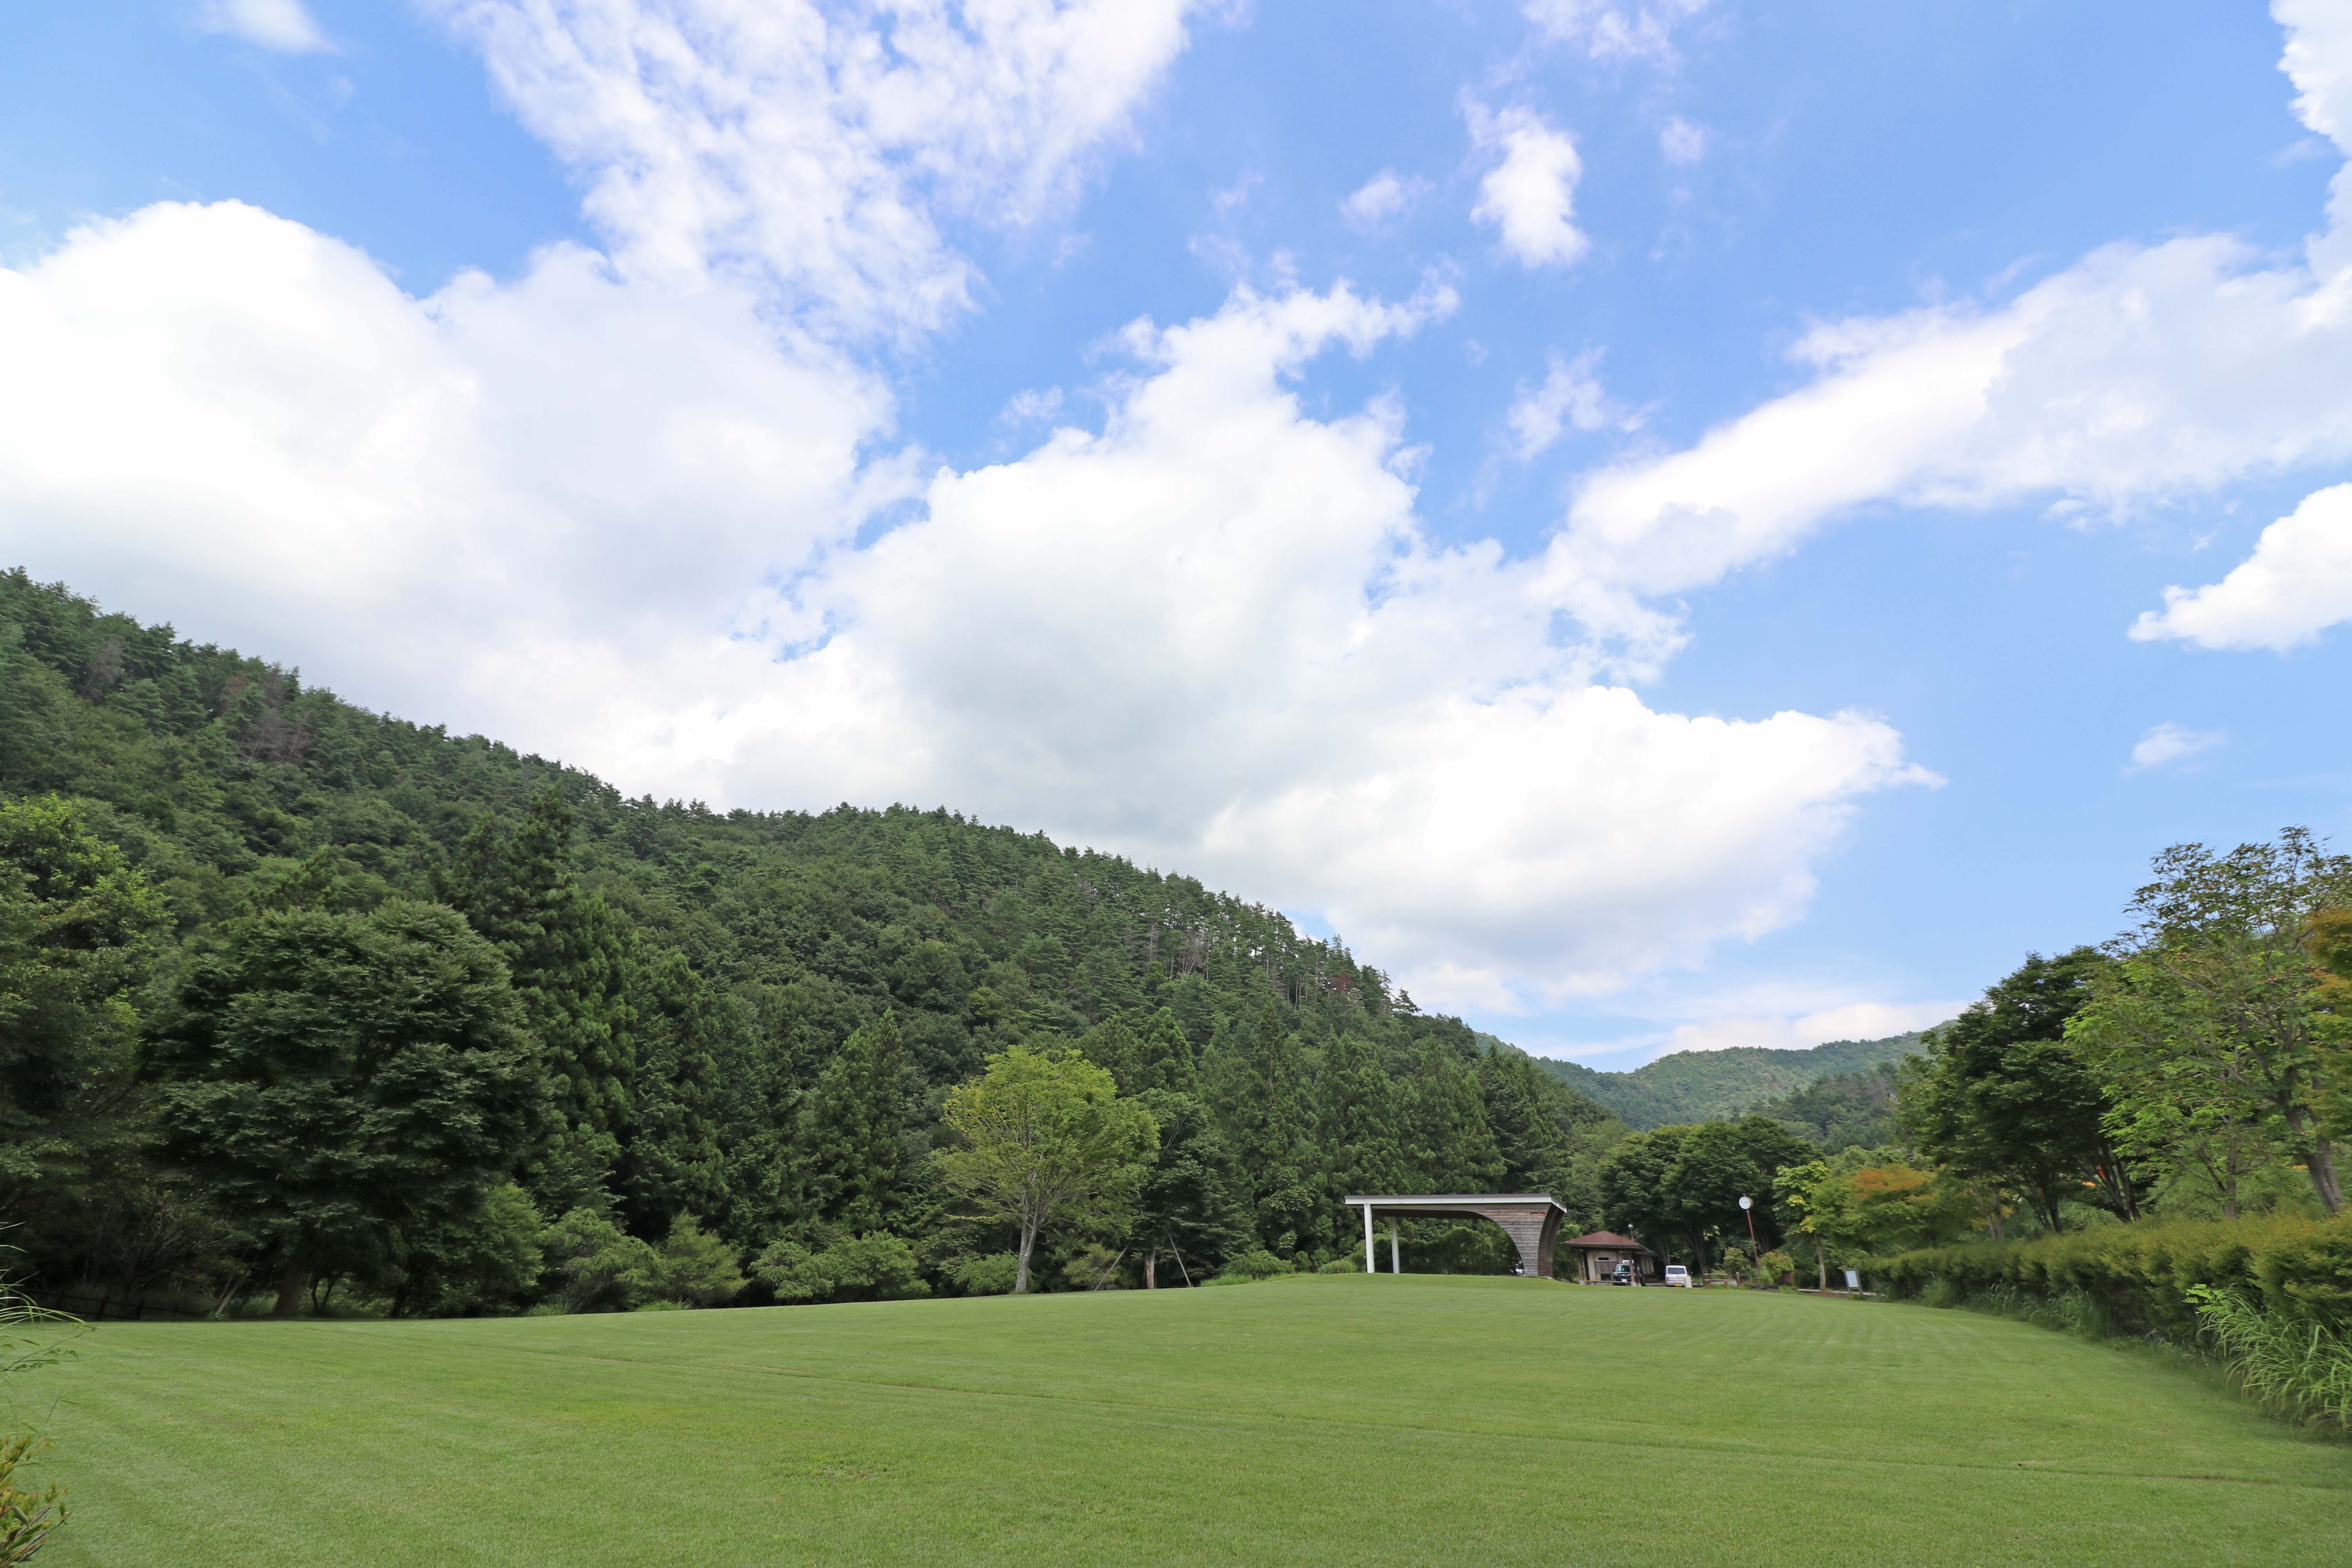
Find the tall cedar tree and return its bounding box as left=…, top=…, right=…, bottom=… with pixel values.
left=1318, top=1032, right=1408, bottom=1202
left=1405, top=1034, right=1505, bottom=1193
left=146, top=902, right=539, bottom=1315
left=802, top=1011, right=908, bottom=1236
left=1131, top=1088, right=1245, bottom=1286
left=443, top=789, right=636, bottom=1205
left=1209, top=1007, right=1323, bottom=1256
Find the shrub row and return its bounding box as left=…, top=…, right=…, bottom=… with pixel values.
left=1872, top=1212, right=2352, bottom=1338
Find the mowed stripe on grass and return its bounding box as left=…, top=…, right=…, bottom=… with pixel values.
left=21, top=1274, right=2351, bottom=1567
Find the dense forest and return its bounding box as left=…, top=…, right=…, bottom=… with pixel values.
left=1, top=571, right=1633, bottom=1313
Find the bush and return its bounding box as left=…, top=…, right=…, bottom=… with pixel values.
left=1757, top=1250, right=1795, bottom=1288
left=1317, top=1256, right=1363, bottom=1274
left=755, top=1236, right=931, bottom=1305
left=657, top=1217, right=746, bottom=1308
left=543, top=1209, right=663, bottom=1313
left=1873, top=1212, right=2352, bottom=1339
left=1213, top=1249, right=1292, bottom=1283
left=950, top=1254, right=1019, bottom=1297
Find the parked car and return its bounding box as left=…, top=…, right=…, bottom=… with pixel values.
left=1609, top=1261, right=1633, bottom=1285
left=1663, top=1265, right=1693, bottom=1288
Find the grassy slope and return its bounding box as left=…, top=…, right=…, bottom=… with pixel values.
left=1530, top=1031, right=1938, bottom=1128
left=22, top=1275, right=2346, bottom=1568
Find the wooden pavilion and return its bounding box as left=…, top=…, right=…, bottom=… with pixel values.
left=1342, top=1193, right=1568, bottom=1279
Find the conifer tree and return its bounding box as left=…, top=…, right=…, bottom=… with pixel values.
left=1319, top=1032, right=1408, bottom=1199
left=443, top=789, right=637, bottom=1208
left=1405, top=1035, right=1505, bottom=1192
left=1477, top=1049, right=1573, bottom=1191
left=802, top=1012, right=909, bottom=1236
left=1209, top=1007, right=1324, bottom=1255
left=614, top=947, right=726, bottom=1238
left=1132, top=1008, right=1198, bottom=1094
left=1077, top=1016, right=1142, bottom=1094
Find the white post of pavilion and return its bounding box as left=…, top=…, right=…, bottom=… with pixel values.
left=1388, top=1221, right=1401, bottom=1274
left=1362, top=1202, right=1376, bottom=1273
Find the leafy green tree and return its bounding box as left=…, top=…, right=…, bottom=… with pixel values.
left=384, top=1180, right=544, bottom=1318
left=1077, top=1016, right=1142, bottom=1094
left=2308, top=907, right=2352, bottom=1151
left=1599, top=1117, right=1808, bottom=1271
left=1901, top=948, right=2133, bottom=1231
left=933, top=1045, right=1157, bottom=1292
left=1318, top=1032, right=1408, bottom=1204
left=613, top=947, right=727, bottom=1240
left=1477, top=1048, right=1575, bottom=1192
left=0, top=797, right=166, bottom=1182
left=2068, top=832, right=2352, bottom=1215
left=147, top=901, right=539, bottom=1316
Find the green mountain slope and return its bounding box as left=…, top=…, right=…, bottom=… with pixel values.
left=0, top=569, right=1615, bottom=1304
left=1526, top=1031, right=1940, bottom=1129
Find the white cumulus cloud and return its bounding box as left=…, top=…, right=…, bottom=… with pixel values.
left=1340, top=169, right=1429, bottom=231
left=1541, top=0, right=2352, bottom=659
left=2132, top=483, right=2352, bottom=650
left=1659, top=115, right=1706, bottom=165
left=2127, top=722, right=2227, bottom=771
left=0, top=0, right=1944, bottom=1011
left=0, top=200, right=889, bottom=784
left=1468, top=104, right=1589, bottom=270
left=713, top=282, right=1935, bottom=1006
left=426, top=0, right=1202, bottom=343
left=1506, top=348, right=1632, bottom=461
left=1523, top=0, right=1711, bottom=66
left=198, top=0, right=332, bottom=53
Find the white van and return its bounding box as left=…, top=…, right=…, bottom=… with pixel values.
left=1663, top=1264, right=1693, bottom=1288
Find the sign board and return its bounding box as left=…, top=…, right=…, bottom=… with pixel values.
left=1842, top=1269, right=1861, bottom=1291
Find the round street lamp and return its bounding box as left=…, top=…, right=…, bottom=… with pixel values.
left=1738, top=1195, right=1760, bottom=1277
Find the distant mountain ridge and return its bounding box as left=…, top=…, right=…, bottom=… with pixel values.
left=1519, top=1031, right=1943, bottom=1130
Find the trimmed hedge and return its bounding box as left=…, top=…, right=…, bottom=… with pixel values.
left=1872, top=1213, right=2352, bottom=1338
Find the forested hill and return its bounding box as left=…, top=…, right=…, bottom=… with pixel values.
left=0, top=570, right=1619, bottom=1308
left=1526, top=1032, right=1939, bottom=1130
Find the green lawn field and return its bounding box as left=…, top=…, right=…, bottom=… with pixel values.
left=15, top=1274, right=2350, bottom=1566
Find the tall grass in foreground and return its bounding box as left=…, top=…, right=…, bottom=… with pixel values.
left=2189, top=1285, right=2352, bottom=1431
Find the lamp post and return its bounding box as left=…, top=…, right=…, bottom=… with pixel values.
left=1739, top=1195, right=1759, bottom=1283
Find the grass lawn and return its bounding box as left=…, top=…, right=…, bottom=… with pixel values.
left=15, top=1274, right=2350, bottom=1566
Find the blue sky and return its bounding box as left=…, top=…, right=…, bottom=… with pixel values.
left=4, top=1, right=2350, bottom=1068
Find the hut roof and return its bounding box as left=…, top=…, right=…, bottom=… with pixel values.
left=1560, top=1230, right=1655, bottom=1254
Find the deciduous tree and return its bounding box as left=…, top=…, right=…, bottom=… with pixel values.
left=147, top=901, right=539, bottom=1316
left=933, top=1045, right=1156, bottom=1293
